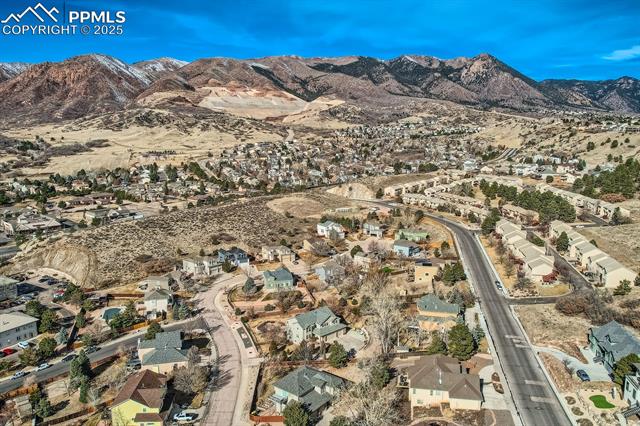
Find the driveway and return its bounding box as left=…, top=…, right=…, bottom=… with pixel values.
left=535, top=346, right=610, bottom=382
left=335, top=329, right=367, bottom=354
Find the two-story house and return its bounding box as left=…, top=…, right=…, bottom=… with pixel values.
left=270, top=366, right=346, bottom=416
left=263, top=267, right=295, bottom=291
left=316, top=221, right=345, bottom=240
left=399, top=354, right=482, bottom=418
left=286, top=307, right=347, bottom=344
left=589, top=321, right=640, bottom=373
left=362, top=221, right=386, bottom=238
left=218, top=247, right=250, bottom=268
left=111, top=369, right=173, bottom=426
left=138, top=331, right=189, bottom=375
left=393, top=239, right=421, bottom=257
left=143, top=289, right=174, bottom=320
left=182, top=256, right=223, bottom=276
left=623, top=363, right=640, bottom=414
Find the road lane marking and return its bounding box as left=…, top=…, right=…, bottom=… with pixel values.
left=525, top=380, right=546, bottom=385
left=531, top=396, right=556, bottom=403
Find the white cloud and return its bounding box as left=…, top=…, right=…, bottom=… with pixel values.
left=603, top=45, right=640, bottom=61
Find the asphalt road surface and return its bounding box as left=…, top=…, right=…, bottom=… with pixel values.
left=0, top=319, right=202, bottom=395
left=429, top=214, right=571, bottom=426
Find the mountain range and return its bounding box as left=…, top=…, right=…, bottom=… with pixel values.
left=0, top=53, right=637, bottom=125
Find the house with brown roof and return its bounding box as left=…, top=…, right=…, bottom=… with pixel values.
left=110, top=369, right=173, bottom=426
left=399, top=354, right=482, bottom=417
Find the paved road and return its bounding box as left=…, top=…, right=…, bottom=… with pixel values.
left=0, top=319, right=200, bottom=395
left=429, top=215, right=571, bottom=426
left=196, top=284, right=243, bottom=426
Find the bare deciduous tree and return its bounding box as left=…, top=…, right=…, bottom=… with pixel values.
left=368, top=290, right=403, bottom=355
left=335, top=368, right=401, bottom=426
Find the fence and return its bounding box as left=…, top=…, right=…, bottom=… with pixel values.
left=249, top=414, right=284, bottom=423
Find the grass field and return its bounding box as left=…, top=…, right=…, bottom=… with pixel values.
left=589, top=395, right=615, bottom=409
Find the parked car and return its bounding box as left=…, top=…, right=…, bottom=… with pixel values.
left=61, top=353, right=77, bottom=362
left=2, top=348, right=17, bottom=355
left=576, top=369, right=590, bottom=382
left=34, top=363, right=50, bottom=372
left=0, top=352, right=5, bottom=358
left=10, top=371, right=28, bottom=380
left=85, top=346, right=99, bottom=354
left=17, top=341, right=30, bottom=349
left=173, top=412, right=196, bottom=422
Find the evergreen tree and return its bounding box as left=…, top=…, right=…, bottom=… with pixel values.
left=425, top=331, right=447, bottom=355
left=556, top=231, right=569, bottom=252
left=447, top=323, right=476, bottom=361
left=145, top=322, right=164, bottom=340
left=328, top=342, right=348, bottom=368
left=613, top=353, right=640, bottom=385
left=283, top=400, right=309, bottom=426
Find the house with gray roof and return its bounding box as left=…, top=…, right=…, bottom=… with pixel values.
left=399, top=354, right=482, bottom=417
left=315, top=260, right=345, bottom=284
left=589, top=321, right=640, bottom=372
left=138, top=331, right=189, bottom=375
left=416, top=294, right=462, bottom=332
left=270, top=366, right=346, bottom=415
left=393, top=239, right=421, bottom=257
left=263, top=266, right=295, bottom=291
left=362, top=221, right=386, bottom=238
left=286, top=307, right=347, bottom=344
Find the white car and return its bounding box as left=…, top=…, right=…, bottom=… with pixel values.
left=17, top=341, right=30, bottom=349
left=34, top=363, right=50, bottom=372
left=10, top=370, right=28, bottom=380
left=173, top=412, right=196, bottom=422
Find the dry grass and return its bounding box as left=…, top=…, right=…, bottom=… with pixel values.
left=580, top=224, right=640, bottom=271
left=5, top=195, right=319, bottom=287
left=515, top=304, right=590, bottom=361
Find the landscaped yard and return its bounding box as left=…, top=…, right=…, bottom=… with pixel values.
left=589, top=395, right=615, bottom=409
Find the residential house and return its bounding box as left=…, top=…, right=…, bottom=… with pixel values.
left=218, top=247, right=249, bottom=268
left=352, top=251, right=380, bottom=270
left=571, top=241, right=601, bottom=266
left=523, top=257, right=555, bottom=283
left=588, top=321, right=640, bottom=373
left=623, top=363, right=640, bottom=412
left=182, top=256, right=223, bottom=276
left=2, top=210, right=61, bottom=235
left=593, top=257, right=637, bottom=288
left=270, top=366, right=346, bottom=416
left=0, top=312, right=38, bottom=346
left=316, top=221, right=345, bottom=239
left=263, top=267, right=295, bottom=291
left=315, top=260, right=345, bottom=284
left=414, top=260, right=441, bottom=287
left=0, top=275, right=18, bottom=301
left=501, top=204, right=539, bottom=224
left=286, top=306, right=347, bottom=344
left=549, top=220, right=572, bottom=240
left=140, top=275, right=171, bottom=291
left=416, top=294, right=461, bottom=331
left=138, top=331, right=188, bottom=375
left=261, top=245, right=295, bottom=262
left=397, top=229, right=429, bottom=242
left=400, top=354, right=482, bottom=417
left=362, top=221, right=386, bottom=238
left=110, top=369, right=172, bottom=426
left=143, top=289, right=173, bottom=319
left=394, top=240, right=421, bottom=257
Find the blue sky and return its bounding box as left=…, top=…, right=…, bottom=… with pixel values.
left=0, top=0, right=638, bottom=80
